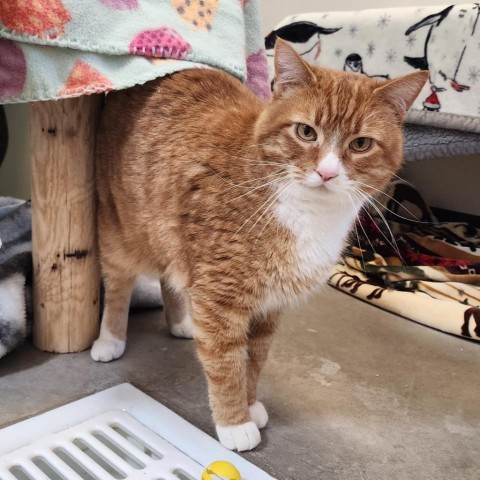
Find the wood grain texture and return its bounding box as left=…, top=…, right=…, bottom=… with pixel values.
left=31, top=96, right=101, bottom=353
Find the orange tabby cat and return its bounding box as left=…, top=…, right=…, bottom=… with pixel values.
left=92, top=39, right=428, bottom=451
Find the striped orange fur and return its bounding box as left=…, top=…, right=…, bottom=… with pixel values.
left=92, top=39, right=428, bottom=451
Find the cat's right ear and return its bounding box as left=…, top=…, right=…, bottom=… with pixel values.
left=273, top=38, right=316, bottom=98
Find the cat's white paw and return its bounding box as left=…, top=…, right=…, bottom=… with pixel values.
left=169, top=314, right=194, bottom=339
left=249, top=401, right=269, bottom=429
left=216, top=421, right=261, bottom=451
left=91, top=337, right=125, bottom=362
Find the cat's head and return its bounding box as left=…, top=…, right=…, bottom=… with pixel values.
left=254, top=39, right=428, bottom=201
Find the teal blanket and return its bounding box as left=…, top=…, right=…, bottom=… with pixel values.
left=0, top=0, right=270, bottom=103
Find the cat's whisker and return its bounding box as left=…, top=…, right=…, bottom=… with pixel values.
left=224, top=174, right=288, bottom=204
left=354, top=189, right=407, bottom=268
left=367, top=194, right=434, bottom=225
left=384, top=170, right=417, bottom=189
left=368, top=201, right=406, bottom=266
left=222, top=170, right=287, bottom=189
left=346, top=192, right=368, bottom=271
left=354, top=180, right=433, bottom=224
left=348, top=189, right=378, bottom=254
left=247, top=179, right=296, bottom=236
left=231, top=180, right=290, bottom=239
left=346, top=192, right=378, bottom=260
left=206, top=164, right=285, bottom=190
left=232, top=180, right=294, bottom=238
left=207, top=144, right=287, bottom=168
left=255, top=181, right=296, bottom=242
left=361, top=203, right=404, bottom=265
left=249, top=162, right=289, bottom=167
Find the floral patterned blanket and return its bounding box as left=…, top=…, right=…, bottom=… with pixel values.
left=330, top=181, right=480, bottom=342
left=0, top=0, right=270, bottom=104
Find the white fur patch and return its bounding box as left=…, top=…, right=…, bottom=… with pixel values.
left=0, top=274, right=26, bottom=335
left=249, top=401, right=269, bottom=429
left=216, top=421, right=261, bottom=451
left=169, top=313, right=194, bottom=339
left=263, top=182, right=362, bottom=312
left=279, top=185, right=356, bottom=269
left=91, top=330, right=126, bottom=362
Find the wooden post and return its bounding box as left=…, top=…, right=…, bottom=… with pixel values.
left=30, top=96, right=101, bottom=353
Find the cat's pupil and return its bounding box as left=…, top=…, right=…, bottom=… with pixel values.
left=295, top=123, right=317, bottom=142
left=295, top=123, right=317, bottom=141
left=357, top=138, right=365, bottom=147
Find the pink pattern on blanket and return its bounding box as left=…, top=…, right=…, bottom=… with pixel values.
left=0, top=40, right=26, bottom=99
left=246, top=49, right=271, bottom=100
left=0, top=0, right=71, bottom=39
left=59, top=61, right=113, bottom=97
left=130, top=27, right=192, bottom=59
left=100, top=0, right=139, bottom=9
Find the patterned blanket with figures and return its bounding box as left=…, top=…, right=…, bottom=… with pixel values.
left=265, top=4, right=480, bottom=133
left=329, top=181, right=480, bottom=342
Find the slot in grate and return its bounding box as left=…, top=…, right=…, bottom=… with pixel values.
left=171, top=470, right=195, bottom=480
left=72, top=438, right=126, bottom=479
left=9, top=465, right=34, bottom=480
left=90, top=431, right=144, bottom=470
left=31, top=457, right=64, bottom=480
left=52, top=448, right=97, bottom=480
left=109, top=425, right=162, bottom=460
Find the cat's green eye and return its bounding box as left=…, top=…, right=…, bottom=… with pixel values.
left=349, top=137, right=372, bottom=153
left=295, top=123, right=317, bottom=142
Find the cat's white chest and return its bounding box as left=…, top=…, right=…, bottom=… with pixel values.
left=267, top=185, right=359, bottom=308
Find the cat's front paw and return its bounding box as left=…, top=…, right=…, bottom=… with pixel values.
left=216, top=421, right=261, bottom=451
left=91, top=337, right=125, bottom=362
left=249, top=401, right=269, bottom=429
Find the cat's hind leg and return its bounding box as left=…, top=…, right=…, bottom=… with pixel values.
left=91, top=265, right=135, bottom=362
left=247, top=311, right=280, bottom=429
left=161, top=279, right=194, bottom=339
left=192, top=298, right=260, bottom=451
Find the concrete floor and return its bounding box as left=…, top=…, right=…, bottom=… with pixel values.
left=1, top=286, right=479, bottom=480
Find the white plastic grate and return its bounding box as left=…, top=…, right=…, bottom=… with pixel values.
left=0, top=384, right=275, bottom=480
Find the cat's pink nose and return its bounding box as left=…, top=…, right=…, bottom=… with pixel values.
left=316, top=169, right=338, bottom=182
left=316, top=152, right=340, bottom=182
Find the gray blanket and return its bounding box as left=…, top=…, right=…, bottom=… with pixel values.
left=0, top=197, right=162, bottom=359
left=0, top=197, right=31, bottom=359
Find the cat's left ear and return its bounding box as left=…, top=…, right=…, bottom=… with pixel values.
left=273, top=38, right=316, bottom=98
left=374, top=70, right=430, bottom=116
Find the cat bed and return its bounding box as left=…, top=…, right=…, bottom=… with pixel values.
left=330, top=181, right=480, bottom=342
left=0, top=197, right=163, bottom=360
left=265, top=4, right=480, bottom=160
left=0, top=0, right=270, bottom=104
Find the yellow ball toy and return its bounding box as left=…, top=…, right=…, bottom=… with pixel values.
left=202, top=461, right=242, bottom=480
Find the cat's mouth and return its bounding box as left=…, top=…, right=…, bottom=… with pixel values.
left=303, top=171, right=340, bottom=192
